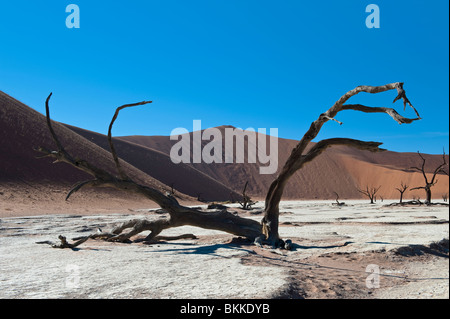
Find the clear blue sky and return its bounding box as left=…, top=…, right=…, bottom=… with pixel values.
left=0, top=0, right=448, bottom=154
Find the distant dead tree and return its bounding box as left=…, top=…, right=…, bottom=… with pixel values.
left=410, top=150, right=448, bottom=204
left=357, top=185, right=381, bottom=204
left=36, top=82, right=420, bottom=249
left=196, top=193, right=206, bottom=203
left=443, top=193, right=448, bottom=202
left=395, top=181, right=409, bottom=204
left=331, top=191, right=345, bottom=206
left=238, top=181, right=256, bottom=210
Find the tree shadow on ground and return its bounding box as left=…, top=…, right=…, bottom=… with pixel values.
left=395, top=240, right=449, bottom=258
left=143, top=241, right=256, bottom=258
left=366, top=239, right=449, bottom=258
left=291, top=241, right=353, bottom=251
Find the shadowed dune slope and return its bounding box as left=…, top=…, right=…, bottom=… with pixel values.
left=65, top=124, right=242, bottom=201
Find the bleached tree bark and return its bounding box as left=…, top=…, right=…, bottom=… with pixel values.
left=37, top=82, right=420, bottom=249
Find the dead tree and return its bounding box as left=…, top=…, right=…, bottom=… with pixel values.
left=443, top=193, right=448, bottom=202
left=331, top=191, right=345, bottom=206
left=196, top=193, right=206, bottom=203
left=357, top=185, right=381, bottom=204
left=410, top=151, right=448, bottom=204
left=395, top=181, right=408, bottom=203
left=37, top=82, right=420, bottom=249
left=238, top=181, right=256, bottom=210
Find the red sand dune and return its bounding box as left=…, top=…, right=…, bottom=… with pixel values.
left=119, top=127, right=449, bottom=201
left=1, top=90, right=448, bottom=216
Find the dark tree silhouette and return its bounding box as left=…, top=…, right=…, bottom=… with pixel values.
left=410, top=151, right=448, bottom=204
left=357, top=185, right=381, bottom=204
left=238, top=181, right=256, bottom=210
left=395, top=181, right=409, bottom=204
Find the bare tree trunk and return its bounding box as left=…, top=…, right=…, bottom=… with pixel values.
left=425, top=187, right=432, bottom=204
left=37, top=82, right=420, bottom=249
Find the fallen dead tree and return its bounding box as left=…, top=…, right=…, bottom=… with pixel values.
left=36, top=82, right=420, bottom=249
left=385, top=200, right=449, bottom=207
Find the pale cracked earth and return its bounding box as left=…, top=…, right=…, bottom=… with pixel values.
left=0, top=200, right=448, bottom=299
